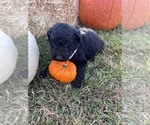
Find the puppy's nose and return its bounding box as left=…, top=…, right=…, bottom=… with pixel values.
left=55, top=55, right=63, bottom=61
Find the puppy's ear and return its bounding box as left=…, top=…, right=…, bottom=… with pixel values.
left=47, top=27, right=53, bottom=41
left=74, top=30, right=83, bottom=46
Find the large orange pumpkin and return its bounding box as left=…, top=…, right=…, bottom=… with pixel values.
left=79, top=0, right=121, bottom=30
left=48, top=60, right=77, bottom=83
left=122, top=0, right=150, bottom=30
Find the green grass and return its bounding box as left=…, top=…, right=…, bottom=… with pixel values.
left=1, top=24, right=149, bottom=124
left=29, top=26, right=122, bottom=125
left=29, top=25, right=150, bottom=125
left=121, top=25, right=150, bottom=125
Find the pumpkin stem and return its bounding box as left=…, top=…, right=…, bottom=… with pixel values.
left=63, top=63, right=67, bottom=69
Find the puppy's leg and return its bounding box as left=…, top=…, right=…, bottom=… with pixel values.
left=71, top=63, right=87, bottom=88
left=39, top=67, right=49, bottom=79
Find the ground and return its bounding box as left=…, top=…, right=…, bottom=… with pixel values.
left=28, top=25, right=150, bottom=125
left=0, top=25, right=149, bottom=125
left=29, top=26, right=122, bottom=125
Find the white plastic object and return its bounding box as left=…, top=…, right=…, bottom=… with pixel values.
left=28, top=31, right=39, bottom=83
left=0, top=30, right=18, bottom=84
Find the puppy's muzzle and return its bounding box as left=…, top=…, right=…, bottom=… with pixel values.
left=55, top=55, right=63, bottom=61
left=52, top=54, right=68, bottom=61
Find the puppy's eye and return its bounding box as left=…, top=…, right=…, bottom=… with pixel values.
left=66, top=42, right=70, bottom=46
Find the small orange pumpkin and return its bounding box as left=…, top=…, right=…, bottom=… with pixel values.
left=48, top=60, right=77, bottom=83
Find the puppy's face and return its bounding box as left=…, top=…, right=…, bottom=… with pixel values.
left=47, top=23, right=81, bottom=61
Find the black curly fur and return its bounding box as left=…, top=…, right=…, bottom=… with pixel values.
left=40, top=23, right=105, bottom=88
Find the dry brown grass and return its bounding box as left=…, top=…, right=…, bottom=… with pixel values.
left=29, top=0, right=79, bottom=36
left=0, top=0, right=79, bottom=37
left=0, top=0, right=27, bottom=37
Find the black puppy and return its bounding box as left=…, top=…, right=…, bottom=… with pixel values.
left=40, top=23, right=104, bottom=88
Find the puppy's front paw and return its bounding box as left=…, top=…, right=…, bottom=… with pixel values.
left=39, top=69, right=49, bottom=79
left=71, top=81, right=82, bottom=88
